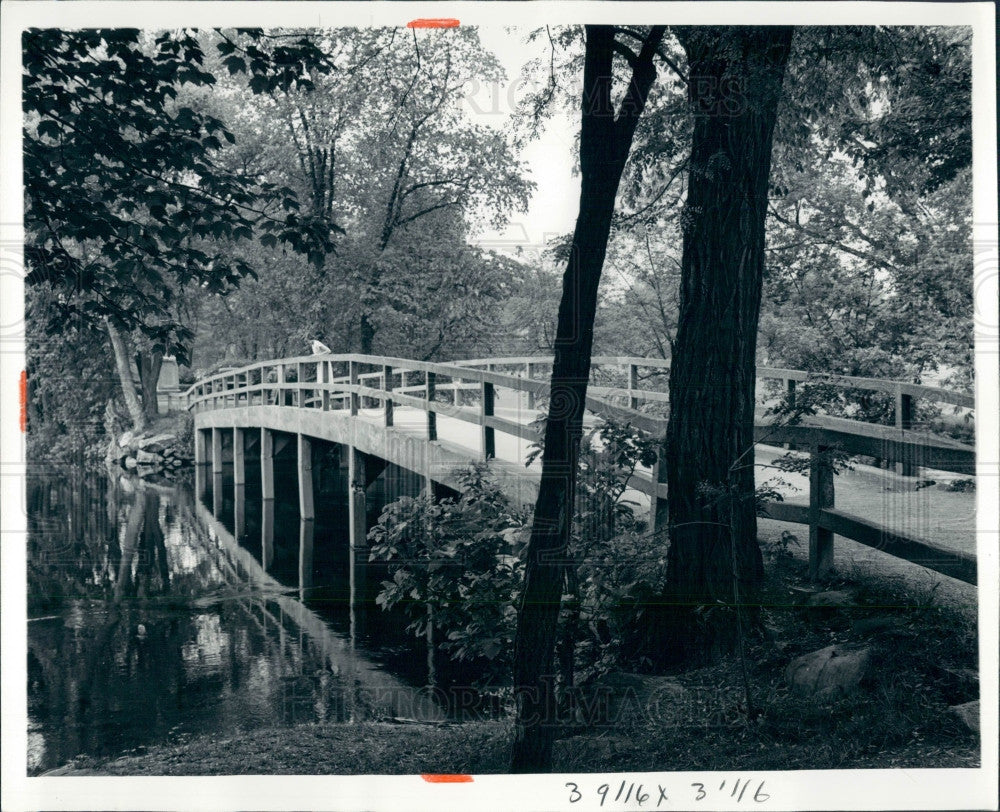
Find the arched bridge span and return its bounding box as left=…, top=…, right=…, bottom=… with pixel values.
left=187, top=354, right=977, bottom=586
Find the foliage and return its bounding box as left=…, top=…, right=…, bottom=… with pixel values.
left=23, top=28, right=336, bottom=361
left=367, top=464, right=529, bottom=686
left=533, top=26, right=972, bottom=401
left=368, top=418, right=667, bottom=688
left=26, top=286, right=118, bottom=464
left=195, top=27, right=533, bottom=363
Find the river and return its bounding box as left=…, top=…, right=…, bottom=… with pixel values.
left=26, top=462, right=456, bottom=775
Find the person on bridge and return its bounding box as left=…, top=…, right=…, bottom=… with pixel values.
left=310, top=339, right=332, bottom=355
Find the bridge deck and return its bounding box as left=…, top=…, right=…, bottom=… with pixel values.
left=190, top=355, right=977, bottom=584
left=320, top=396, right=976, bottom=559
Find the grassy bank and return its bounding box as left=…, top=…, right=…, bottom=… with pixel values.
left=48, top=556, right=979, bottom=776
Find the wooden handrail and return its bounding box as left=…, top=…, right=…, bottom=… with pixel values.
left=188, top=353, right=977, bottom=586
left=185, top=353, right=974, bottom=411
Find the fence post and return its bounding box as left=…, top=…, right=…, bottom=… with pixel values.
left=321, top=361, right=330, bottom=411
left=895, top=387, right=916, bottom=476
left=383, top=364, right=394, bottom=427
left=527, top=362, right=537, bottom=409
left=276, top=364, right=285, bottom=407
left=481, top=379, right=495, bottom=459
left=649, top=437, right=669, bottom=535
left=426, top=371, right=437, bottom=441
left=629, top=363, right=639, bottom=410
left=809, top=444, right=835, bottom=580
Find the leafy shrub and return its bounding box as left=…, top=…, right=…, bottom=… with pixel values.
left=368, top=464, right=529, bottom=686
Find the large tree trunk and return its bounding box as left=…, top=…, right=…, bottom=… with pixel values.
left=658, top=27, right=793, bottom=665
left=104, top=317, right=146, bottom=432
left=510, top=24, right=664, bottom=774
left=136, top=349, right=164, bottom=422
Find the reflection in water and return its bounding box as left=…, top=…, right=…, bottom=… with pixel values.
left=26, top=464, right=446, bottom=775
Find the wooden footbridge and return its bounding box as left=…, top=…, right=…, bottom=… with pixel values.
left=187, top=355, right=977, bottom=586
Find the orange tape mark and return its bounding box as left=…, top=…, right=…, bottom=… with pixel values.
left=407, top=18, right=460, bottom=28
left=421, top=774, right=473, bottom=783
left=20, top=369, right=27, bottom=432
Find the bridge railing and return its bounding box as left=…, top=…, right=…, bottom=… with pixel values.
left=186, top=354, right=977, bottom=586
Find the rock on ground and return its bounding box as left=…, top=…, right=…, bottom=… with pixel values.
left=806, top=590, right=855, bottom=607
left=785, top=645, right=871, bottom=701
left=949, top=700, right=980, bottom=733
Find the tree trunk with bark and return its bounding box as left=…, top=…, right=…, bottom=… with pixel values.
left=136, top=350, right=164, bottom=421
left=104, top=317, right=146, bottom=432
left=656, top=27, right=793, bottom=665
left=359, top=313, right=376, bottom=355
left=510, top=24, right=665, bottom=774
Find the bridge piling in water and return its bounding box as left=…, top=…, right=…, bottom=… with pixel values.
left=233, top=428, right=246, bottom=486
left=194, top=428, right=207, bottom=466
left=234, top=483, right=246, bottom=540
left=211, top=428, right=223, bottom=476
left=261, top=428, right=274, bottom=500
left=297, top=434, right=315, bottom=520
left=262, top=498, right=274, bottom=570
left=299, top=518, right=314, bottom=601
left=348, top=445, right=368, bottom=640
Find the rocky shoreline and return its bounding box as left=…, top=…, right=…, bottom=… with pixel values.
left=104, top=407, right=194, bottom=480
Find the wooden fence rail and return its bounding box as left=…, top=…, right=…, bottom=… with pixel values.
left=187, top=354, right=977, bottom=586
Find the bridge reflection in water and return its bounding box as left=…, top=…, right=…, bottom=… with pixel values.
left=26, top=470, right=446, bottom=775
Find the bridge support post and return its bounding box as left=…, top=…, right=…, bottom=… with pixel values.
left=809, top=444, right=835, bottom=581
left=895, top=389, right=916, bottom=477
left=211, top=429, right=224, bottom=517
left=348, top=446, right=368, bottom=642
left=212, top=470, right=223, bottom=518
left=211, top=428, right=223, bottom=476
left=262, top=497, right=274, bottom=571
left=195, top=457, right=206, bottom=501
left=481, top=380, right=495, bottom=459
left=299, top=518, right=314, bottom=601
left=194, top=429, right=207, bottom=466
left=234, top=483, right=246, bottom=541
left=261, top=428, right=274, bottom=501
left=629, top=363, right=639, bottom=410
left=297, top=434, right=314, bottom=521
left=233, top=428, right=245, bottom=486
left=527, top=363, right=537, bottom=409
